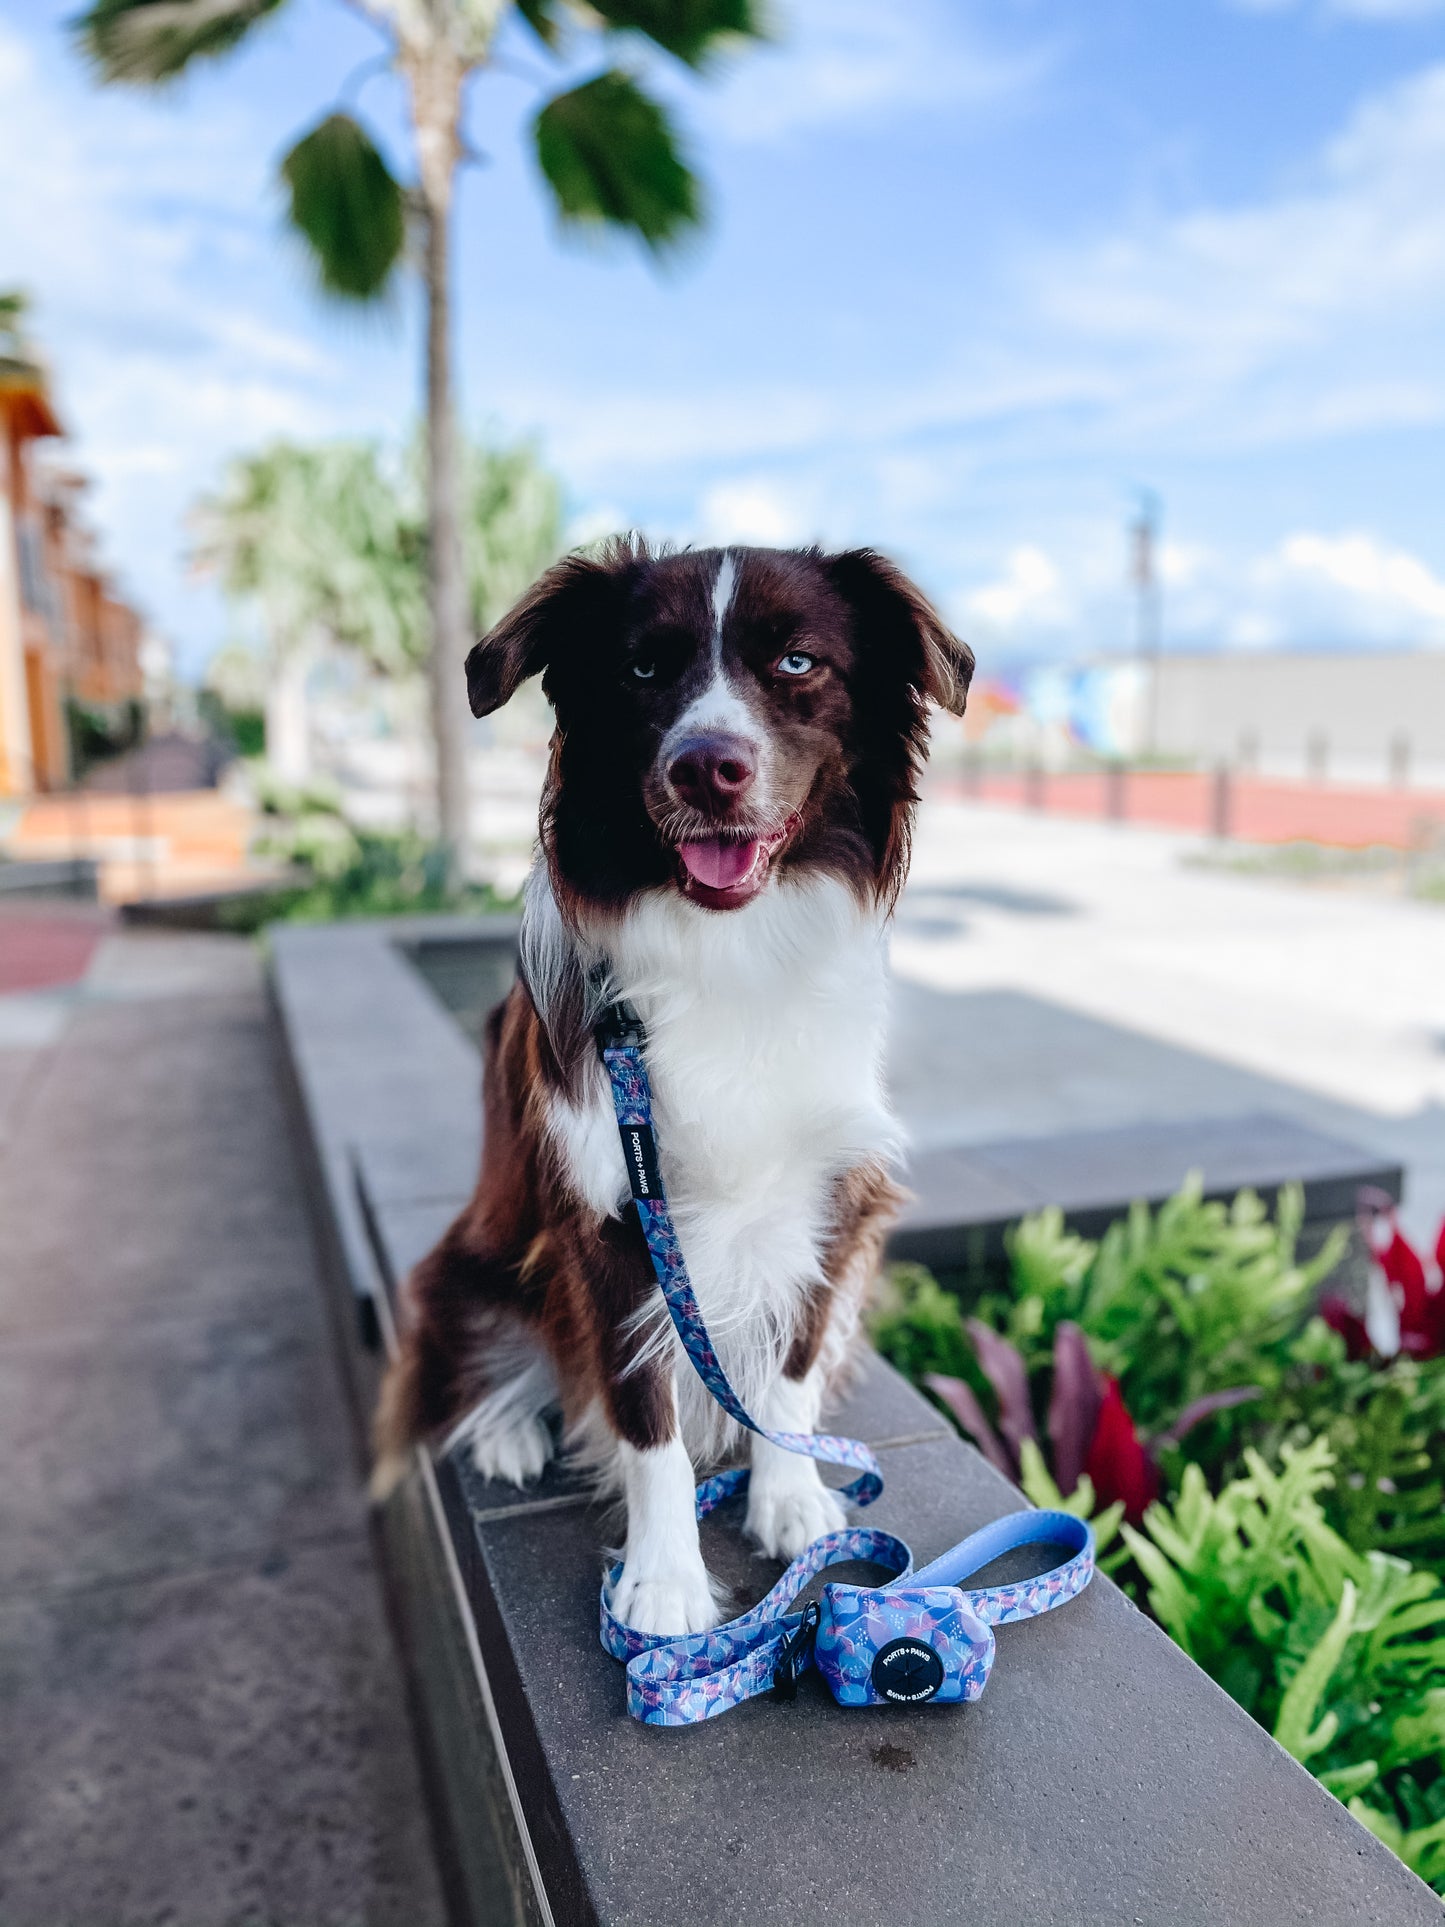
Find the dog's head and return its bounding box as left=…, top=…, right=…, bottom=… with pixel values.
left=466, top=539, right=972, bottom=915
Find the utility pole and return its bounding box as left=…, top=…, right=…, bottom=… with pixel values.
left=1130, top=489, right=1162, bottom=757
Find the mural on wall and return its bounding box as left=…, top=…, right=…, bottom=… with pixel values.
left=965, top=662, right=1147, bottom=761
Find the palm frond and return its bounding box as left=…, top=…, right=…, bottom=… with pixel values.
left=280, top=114, right=406, bottom=304
left=72, top=0, right=287, bottom=84
left=515, top=0, right=564, bottom=48
left=0, top=290, right=37, bottom=369
left=534, top=70, right=700, bottom=253
left=585, top=0, right=768, bottom=70
left=194, top=432, right=564, bottom=677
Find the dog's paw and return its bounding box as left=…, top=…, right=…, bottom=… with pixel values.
left=469, top=1413, right=553, bottom=1488
left=608, top=1559, right=723, bottom=1638
left=746, top=1477, right=848, bottom=1562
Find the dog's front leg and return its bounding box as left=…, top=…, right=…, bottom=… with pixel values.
left=610, top=1373, right=722, bottom=1637
left=745, top=1363, right=848, bottom=1561
left=590, top=1213, right=721, bottom=1638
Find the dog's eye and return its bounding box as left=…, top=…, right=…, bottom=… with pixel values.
left=631, top=661, right=656, bottom=681
left=776, top=652, right=815, bottom=677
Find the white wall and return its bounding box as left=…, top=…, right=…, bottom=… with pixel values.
left=1151, top=651, right=1445, bottom=784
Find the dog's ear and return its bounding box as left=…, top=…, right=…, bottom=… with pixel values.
left=465, top=546, right=639, bottom=718
left=824, top=548, right=973, bottom=717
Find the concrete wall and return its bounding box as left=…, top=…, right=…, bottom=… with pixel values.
left=1153, top=651, right=1445, bottom=784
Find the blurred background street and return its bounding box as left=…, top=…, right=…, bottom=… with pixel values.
left=4, top=0, right=1445, bottom=1917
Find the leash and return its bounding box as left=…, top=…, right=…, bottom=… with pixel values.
left=594, top=997, right=1095, bottom=1725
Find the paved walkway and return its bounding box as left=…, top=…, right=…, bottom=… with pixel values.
left=82, top=730, right=232, bottom=795
left=0, top=904, right=112, bottom=996
left=897, top=800, right=1445, bottom=1247
left=0, top=929, right=446, bottom=1926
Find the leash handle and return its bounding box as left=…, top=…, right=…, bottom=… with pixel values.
left=906, top=1508, right=1095, bottom=1624
left=599, top=1030, right=883, bottom=1508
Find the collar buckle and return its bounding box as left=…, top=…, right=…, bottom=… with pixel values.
left=594, top=998, right=647, bottom=1055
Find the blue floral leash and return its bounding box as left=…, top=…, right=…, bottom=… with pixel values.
left=595, top=997, right=1095, bottom=1726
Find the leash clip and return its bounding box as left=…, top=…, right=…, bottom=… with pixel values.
left=772, top=1600, right=822, bottom=1703
left=594, top=998, right=647, bottom=1055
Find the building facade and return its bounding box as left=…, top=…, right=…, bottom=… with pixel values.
left=1, top=358, right=146, bottom=796
left=981, top=650, right=1445, bottom=788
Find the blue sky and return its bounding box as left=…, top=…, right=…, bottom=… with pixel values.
left=2, top=0, right=1444, bottom=676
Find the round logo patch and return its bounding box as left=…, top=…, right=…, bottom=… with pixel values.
left=870, top=1637, right=946, bottom=1704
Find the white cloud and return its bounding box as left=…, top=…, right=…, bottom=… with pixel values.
left=1259, top=532, right=1445, bottom=640
left=1023, top=61, right=1445, bottom=445
left=964, top=546, right=1068, bottom=632
left=1159, top=540, right=1212, bottom=589
left=950, top=529, right=1445, bottom=660
left=697, top=477, right=816, bottom=545
left=708, top=0, right=1057, bottom=143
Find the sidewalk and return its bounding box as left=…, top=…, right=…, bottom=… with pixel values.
left=0, top=927, right=446, bottom=1925
left=896, top=799, right=1445, bottom=1246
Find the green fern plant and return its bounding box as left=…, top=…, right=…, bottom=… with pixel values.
left=1256, top=1328, right=1445, bottom=1568
left=1123, top=1441, right=1445, bottom=1893
left=1015, top=1438, right=1127, bottom=1570
left=872, top=1263, right=982, bottom=1393
left=897, top=1177, right=1347, bottom=1478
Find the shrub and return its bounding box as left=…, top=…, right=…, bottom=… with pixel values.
left=1125, top=1441, right=1445, bottom=1890
left=872, top=1180, right=1445, bottom=1895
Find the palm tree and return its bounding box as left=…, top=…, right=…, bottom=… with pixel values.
left=194, top=430, right=561, bottom=786
left=74, top=0, right=765, bottom=880
left=0, top=291, right=36, bottom=369
left=193, top=442, right=379, bottom=785
left=0, top=291, right=51, bottom=398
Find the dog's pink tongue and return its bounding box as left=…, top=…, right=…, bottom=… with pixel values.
left=677, top=837, right=759, bottom=890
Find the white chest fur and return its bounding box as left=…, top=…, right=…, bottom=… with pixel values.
left=530, top=872, right=899, bottom=1452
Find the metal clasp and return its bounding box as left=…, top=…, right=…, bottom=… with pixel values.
left=594, top=998, right=647, bottom=1056
left=772, top=1601, right=822, bottom=1703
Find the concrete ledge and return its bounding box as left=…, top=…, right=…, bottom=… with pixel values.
left=894, top=1112, right=1401, bottom=1271
left=0, top=856, right=99, bottom=899
left=270, top=919, right=1438, bottom=1925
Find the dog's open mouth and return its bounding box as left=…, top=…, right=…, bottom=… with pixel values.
left=674, top=816, right=800, bottom=909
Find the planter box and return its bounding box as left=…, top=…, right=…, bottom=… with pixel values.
left=270, top=917, right=1434, bottom=1927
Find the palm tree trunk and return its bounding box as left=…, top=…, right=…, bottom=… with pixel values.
left=411, top=58, right=469, bottom=884
left=266, top=637, right=312, bottom=787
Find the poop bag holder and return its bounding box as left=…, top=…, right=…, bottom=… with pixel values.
left=601, top=1476, right=1093, bottom=1726
left=594, top=1000, right=1095, bottom=1726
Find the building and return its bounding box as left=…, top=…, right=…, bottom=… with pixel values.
left=982, top=650, right=1445, bottom=788
left=0, top=333, right=147, bottom=796
left=1151, top=650, right=1445, bottom=788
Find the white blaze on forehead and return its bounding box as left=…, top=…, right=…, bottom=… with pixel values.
left=661, top=549, right=766, bottom=776
left=710, top=550, right=737, bottom=672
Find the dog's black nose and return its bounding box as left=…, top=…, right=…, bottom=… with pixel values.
left=667, top=733, right=757, bottom=815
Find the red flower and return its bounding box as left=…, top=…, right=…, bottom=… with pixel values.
left=1085, top=1376, right=1159, bottom=1523
left=1319, top=1293, right=1373, bottom=1361
left=1359, top=1192, right=1445, bottom=1361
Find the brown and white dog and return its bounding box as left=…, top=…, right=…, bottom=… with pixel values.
left=375, top=539, right=972, bottom=1637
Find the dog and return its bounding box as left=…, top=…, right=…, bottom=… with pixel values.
left=375, top=539, right=973, bottom=1637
